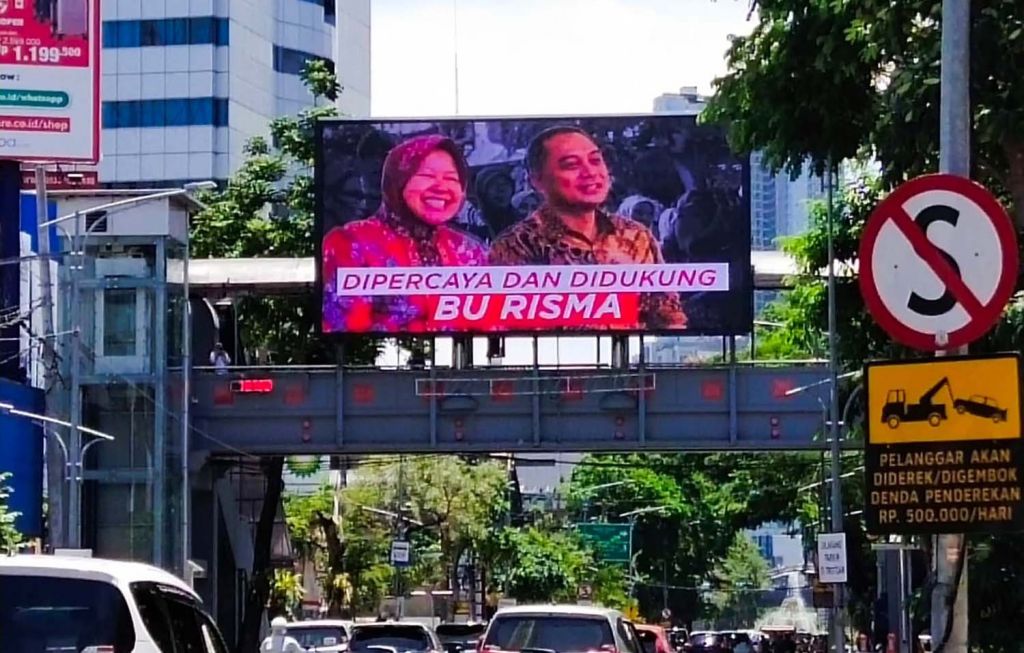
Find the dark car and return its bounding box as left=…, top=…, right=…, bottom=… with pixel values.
left=687, top=632, right=721, bottom=653
left=349, top=623, right=442, bottom=653
left=954, top=395, right=1008, bottom=422
left=436, top=623, right=487, bottom=653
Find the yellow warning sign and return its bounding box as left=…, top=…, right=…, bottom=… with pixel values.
left=866, top=354, right=1021, bottom=444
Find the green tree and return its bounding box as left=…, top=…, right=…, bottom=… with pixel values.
left=567, top=454, right=819, bottom=623
left=703, top=0, right=1024, bottom=227
left=190, top=61, right=378, bottom=653
left=495, top=526, right=593, bottom=603
left=345, top=457, right=509, bottom=591
left=710, top=533, right=772, bottom=629
left=0, top=472, right=22, bottom=555
left=268, top=569, right=306, bottom=619
left=284, top=482, right=394, bottom=616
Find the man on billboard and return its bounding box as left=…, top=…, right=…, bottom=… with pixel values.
left=488, top=126, right=685, bottom=328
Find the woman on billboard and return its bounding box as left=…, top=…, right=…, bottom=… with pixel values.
left=322, top=134, right=487, bottom=332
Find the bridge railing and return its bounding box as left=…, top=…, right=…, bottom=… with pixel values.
left=187, top=362, right=842, bottom=455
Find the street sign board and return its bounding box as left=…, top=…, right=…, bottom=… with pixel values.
left=576, top=522, right=631, bottom=563
left=859, top=174, right=1017, bottom=351
left=864, top=354, right=1024, bottom=534
left=816, top=533, right=847, bottom=583
left=390, top=539, right=410, bottom=567
left=0, top=0, right=101, bottom=161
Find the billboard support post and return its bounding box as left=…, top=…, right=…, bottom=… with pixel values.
left=452, top=336, right=472, bottom=369
left=638, top=337, right=646, bottom=443
left=531, top=337, right=541, bottom=446
left=612, top=336, right=628, bottom=369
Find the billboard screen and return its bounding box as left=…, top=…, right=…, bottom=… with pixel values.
left=0, top=0, right=100, bottom=162
left=316, top=115, right=752, bottom=335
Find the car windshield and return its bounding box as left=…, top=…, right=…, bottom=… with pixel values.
left=351, top=625, right=432, bottom=652
left=484, top=615, right=615, bottom=653
left=0, top=574, right=136, bottom=653
left=637, top=631, right=658, bottom=653
left=291, top=626, right=349, bottom=649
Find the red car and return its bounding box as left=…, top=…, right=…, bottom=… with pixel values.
left=636, top=625, right=673, bottom=653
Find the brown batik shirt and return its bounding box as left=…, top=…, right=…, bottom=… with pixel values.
left=488, top=207, right=687, bottom=329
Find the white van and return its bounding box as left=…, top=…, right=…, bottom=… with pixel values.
left=0, top=554, right=229, bottom=653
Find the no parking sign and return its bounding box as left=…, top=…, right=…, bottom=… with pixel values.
left=859, top=174, right=1018, bottom=351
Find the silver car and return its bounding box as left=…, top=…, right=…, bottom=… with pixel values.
left=481, top=605, right=643, bottom=653
left=288, top=619, right=353, bottom=652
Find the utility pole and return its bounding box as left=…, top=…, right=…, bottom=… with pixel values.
left=33, top=166, right=66, bottom=549
left=932, top=1, right=970, bottom=651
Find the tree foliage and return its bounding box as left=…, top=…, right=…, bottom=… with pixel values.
left=268, top=569, right=305, bottom=619
left=704, top=0, right=1024, bottom=227
left=567, top=454, right=818, bottom=623
left=709, top=533, right=772, bottom=629
left=189, top=62, right=376, bottom=651
left=284, top=482, right=394, bottom=616
left=493, top=526, right=593, bottom=603
left=0, top=472, right=22, bottom=555
left=190, top=60, right=377, bottom=364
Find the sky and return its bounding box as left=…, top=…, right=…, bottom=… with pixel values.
left=370, top=0, right=755, bottom=117
left=367, top=0, right=755, bottom=365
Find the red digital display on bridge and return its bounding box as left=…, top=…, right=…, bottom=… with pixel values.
left=231, top=379, right=275, bottom=394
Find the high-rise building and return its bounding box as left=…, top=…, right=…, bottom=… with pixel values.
left=97, top=0, right=371, bottom=187
left=750, top=151, right=777, bottom=250
left=651, top=87, right=825, bottom=253
left=652, top=86, right=706, bottom=115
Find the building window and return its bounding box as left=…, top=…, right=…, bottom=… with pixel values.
left=272, top=45, right=333, bottom=76
left=102, top=98, right=229, bottom=128
left=103, top=17, right=229, bottom=48
left=103, top=289, right=137, bottom=357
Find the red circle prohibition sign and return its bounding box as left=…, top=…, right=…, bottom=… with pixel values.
left=858, top=174, right=1018, bottom=351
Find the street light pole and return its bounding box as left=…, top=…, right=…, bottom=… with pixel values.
left=826, top=159, right=846, bottom=653
left=932, top=1, right=971, bottom=651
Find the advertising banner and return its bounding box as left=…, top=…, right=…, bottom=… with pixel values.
left=0, top=0, right=100, bottom=161
left=316, top=116, right=752, bottom=335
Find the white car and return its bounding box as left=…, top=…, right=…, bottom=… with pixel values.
left=287, top=619, right=352, bottom=652
left=0, top=554, right=229, bottom=653
left=481, top=605, right=643, bottom=653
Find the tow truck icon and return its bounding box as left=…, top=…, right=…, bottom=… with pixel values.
left=882, top=377, right=1009, bottom=429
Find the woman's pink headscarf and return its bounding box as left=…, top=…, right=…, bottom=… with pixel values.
left=379, top=134, right=469, bottom=223
left=377, top=134, right=470, bottom=265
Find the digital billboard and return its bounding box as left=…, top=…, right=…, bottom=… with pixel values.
left=0, top=0, right=100, bottom=162
left=316, top=115, right=752, bottom=335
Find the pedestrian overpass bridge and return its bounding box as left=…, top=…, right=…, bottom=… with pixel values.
left=189, top=362, right=839, bottom=456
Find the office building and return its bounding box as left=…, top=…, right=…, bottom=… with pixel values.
left=652, top=86, right=707, bottom=115
left=652, top=87, right=824, bottom=253
left=97, top=0, right=371, bottom=187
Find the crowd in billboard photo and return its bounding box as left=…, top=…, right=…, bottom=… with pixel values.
left=317, top=115, right=751, bottom=335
